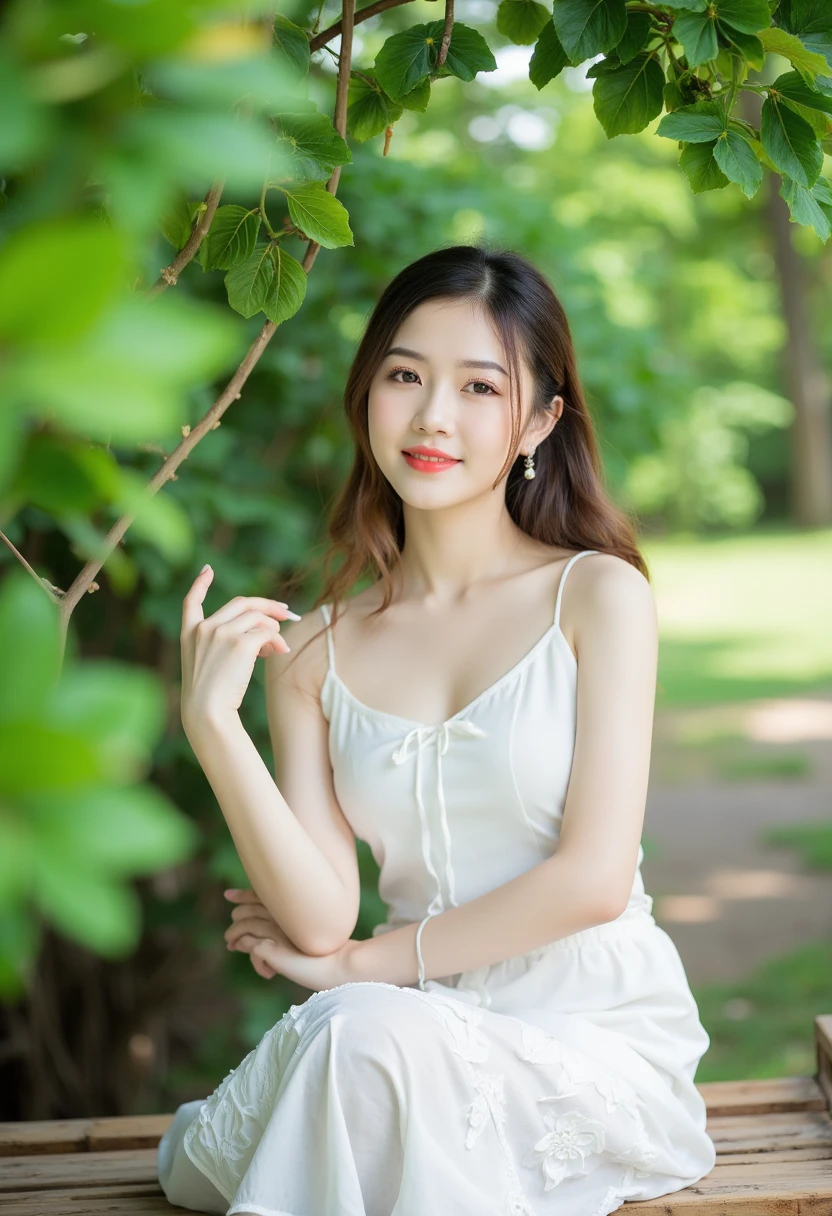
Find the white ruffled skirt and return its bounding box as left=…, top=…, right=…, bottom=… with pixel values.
left=157, top=910, right=716, bottom=1216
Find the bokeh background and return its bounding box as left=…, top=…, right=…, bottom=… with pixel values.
left=1, top=0, right=831, bottom=1120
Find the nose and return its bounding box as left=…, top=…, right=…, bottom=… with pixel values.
left=412, top=378, right=456, bottom=436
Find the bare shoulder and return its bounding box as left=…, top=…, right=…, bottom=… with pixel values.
left=264, top=603, right=331, bottom=707
left=566, top=552, right=657, bottom=644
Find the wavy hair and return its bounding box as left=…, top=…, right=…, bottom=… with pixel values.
left=280, top=242, right=647, bottom=671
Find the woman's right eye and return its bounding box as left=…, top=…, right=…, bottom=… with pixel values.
left=387, top=367, right=419, bottom=384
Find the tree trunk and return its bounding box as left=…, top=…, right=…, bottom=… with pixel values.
left=764, top=175, right=832, bottom=525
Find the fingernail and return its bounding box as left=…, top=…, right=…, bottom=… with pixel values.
left=285, top=611, right=303, bottom=621
left=201, top=564, right=212, bottom=574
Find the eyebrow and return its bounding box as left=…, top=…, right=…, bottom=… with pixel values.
left=384, top=346, right=508, bottom=376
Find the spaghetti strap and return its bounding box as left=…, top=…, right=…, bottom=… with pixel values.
left=319, top=603, right=337, bottom=677
left=553, top=549, right=600, bottom=630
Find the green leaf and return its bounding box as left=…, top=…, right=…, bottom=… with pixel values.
left=374, top=25, right=434, bottom=98
left=262, top=246, right=308, bottom=325
left=399, top=77, right=432, bottom=112
left=0, top=47, right=51, bottom=172
left=32, top=851, right=140, bottom=955
left=747, top=134, right=779, bottom=172
left=10, top=433, right=120, bottom=516
left=497, top=0, right=552, bottom=45
left=615, top=10, right=654, bottom=63
left=679, top=139, right=731, bottom=191
left=224, top=244, right=275, bottom=318
left=275, top=182, right=354, bottom=249
left=771, top=69, right=832, bottom=115
left=659, top=0, right=707, bottom=8
left=713, top=0, right=771, bottom=33
left=347, top=75, right=405, bottom=140
left=760, top=95, right=823, bottom=186
left=0, top=218, right=126, bottom=344
left=779, top=174, right=831, bottom=240
left=0, top=572, right=61, bottom=723
left=529, top=21, right=571, bottom=87
left=781, top=95, right=832, bottom=135
left=160, top=197, right=197, bottom=249
left=713, top=129, right=764, bottom=196
left=0, top=723, right=102, bottom=795
left=813, top=176, right=832, bottom=208
left=273, top=112, right=352, bottom=182
left=31, top=785, right=198, bottom=874
left=428, top=22, right=497, bottom=83
left=718, top=23, right=765, bottom=68
left=552, top=0, right=628, bottom=63
left=202, top=205, right=260, bottom=270
left=758, top=26, right=829, bottom=81
left=128, top=108, right=279, bottom=195
left=656, top=99, right=727, bottom=141
left=672, top=9, right=719, bottom=66
left=591, top=52, right=665, bottom=136
left=373, top=21, right=496, bottom=98
left=663, top=78, right=686, bottom=110
left=48, top=662, right=166, bottom=771
left=273, top=13, right=312, bottom=80
left=147, top=56, right=301, bottom=114
left=10, top=294, right=239, bottom=443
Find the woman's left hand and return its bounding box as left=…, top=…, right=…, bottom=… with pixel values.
left=224, top=888, right=359, bottom=991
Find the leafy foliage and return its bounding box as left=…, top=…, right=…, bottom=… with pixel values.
left=0, top=572, right=198, bottom=996
left=0, top=0, right=827, bottom=1065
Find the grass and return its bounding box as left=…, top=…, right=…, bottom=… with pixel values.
left=643, top=524, right=832, bottom=708
left=692, top=938, right=832, bottom=1082
left=763, top=819, right=832, bottom=872
left=642, top=525, right=832, bottom=1082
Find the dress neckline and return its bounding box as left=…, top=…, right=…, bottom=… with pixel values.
left=325, top=620, right=576, bottom=732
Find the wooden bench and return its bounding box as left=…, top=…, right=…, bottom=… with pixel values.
left=2, top=1013, right=831, bottom=1214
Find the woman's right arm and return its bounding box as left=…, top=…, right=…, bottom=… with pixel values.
left=182, top=578, right=360, bottom=956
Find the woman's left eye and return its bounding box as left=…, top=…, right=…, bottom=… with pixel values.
left=385, top=368, right=497, bottom=395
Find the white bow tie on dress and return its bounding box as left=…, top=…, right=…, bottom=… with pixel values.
left=391, top=719, right=488, bottom=917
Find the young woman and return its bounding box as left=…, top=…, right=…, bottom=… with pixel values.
left=157, top=244, right=716, bottom=1216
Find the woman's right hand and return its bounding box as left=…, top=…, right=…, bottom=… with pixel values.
left=180, top=565, right=301, bottom=733
left=224, top=888, right=284, bottom=980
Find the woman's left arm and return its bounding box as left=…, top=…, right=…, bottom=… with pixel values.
left=348, top=553, right=659, bottom=987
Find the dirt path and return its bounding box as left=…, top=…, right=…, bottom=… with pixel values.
left=641, top=695, right=832, bottom=987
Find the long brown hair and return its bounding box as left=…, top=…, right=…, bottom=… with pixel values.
left=280, top=242, right=648, bottom=670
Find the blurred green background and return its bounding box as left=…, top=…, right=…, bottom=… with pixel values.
left=1, top=0, right=831, bottom=1118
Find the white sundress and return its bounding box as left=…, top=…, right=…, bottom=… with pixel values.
left=157, top=548, right=717, bottom=1216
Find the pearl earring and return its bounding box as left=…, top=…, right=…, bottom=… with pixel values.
left=523, top=450, right=536, bottom=480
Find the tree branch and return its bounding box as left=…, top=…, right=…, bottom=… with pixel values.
left=309, top=0, right=424, bottom=53
left=436, top=0, right=454, bottom=68
left=58, top=3, right=358, bottom=641
left=144, top=181, right=225, bottom=300
left=0, top=529, right=62, bottom=604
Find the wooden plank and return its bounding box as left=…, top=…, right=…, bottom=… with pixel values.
left=707, top=1110, right=832, bottom=1154
left=0, top=1116, right=174, bottom=1158
left=817, top=1014, right=832, bottom=1113
left=629, top=1158, right=832, bottom=1213
left=696, top=1075, right=827, bottom=1116
left=716, top=1146, right=832, bottom=1164
left=2, top=1196, right=192, bottom=1215
left=0, top=1149, right=158, bottom=1193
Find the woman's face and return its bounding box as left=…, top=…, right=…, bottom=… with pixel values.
left=368, top=297, right=558, bottom=507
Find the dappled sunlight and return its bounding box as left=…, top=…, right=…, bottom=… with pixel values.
left=659, top=695, right=832, bottom=745
left=657, top=868, right=814, bottom=924
left=657, top=894, right=721, bottom=924
left=706, top=868, right=806, bottom=900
